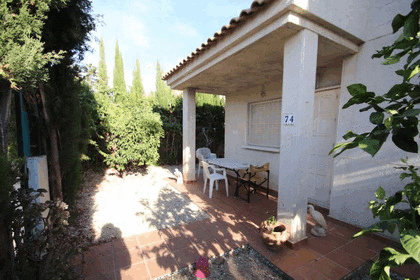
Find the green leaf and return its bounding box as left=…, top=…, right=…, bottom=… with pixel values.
left=343, top=130, right=359, bottom=140
left=404, top=12, right=419, bottom=38
left=400, top=172, right=411, bottom=180
left=407, top=64, right=420, bottom=80
left=348, top=84, right=367, bottom=96
left=401, top=109, right=420, bottom=117
left=353, top=224, right=385, bottom=238
left=382, top=247, right=411, bottom=266
left=392, top=14, right=407, bottom=33
left=384, top=116, right=393, bottom=131
left=401, top=230, right=420, bottom=264
left=370, top=112, right=385, bottom=125
left=383, top=55, right=401, bottom=65
left=370, top=258, right=391, bottom=280
left=359, top=136, right=384, bottom=156
left=386, top=109, right=399, bottom=115
left=392, top=129, right=419, bottom=153
left=376, top=186, right=386, bottom=199
left=360, top=105, right=373, bottom=112
left=385, top=84, right=410, bottom=99
left=374, top=96, right=386, bottom=103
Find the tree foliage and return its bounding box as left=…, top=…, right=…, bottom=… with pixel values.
left=0, top=0, right=64, bottom=90
left=95, top=92, right=163, bottom=172
left=154, top=94, right=225, bottom=165
left=98, top=37, right=108, bottom=91
left=153, top=61, right=174, bottom=109
left=330, top=1, right=420, bottom=278
left=113, top=40, right=126, bottom=97
left=130, top=59, right=144, bottom=99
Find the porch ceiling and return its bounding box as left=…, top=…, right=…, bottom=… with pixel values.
left=169, top=26, right=352, bottom=95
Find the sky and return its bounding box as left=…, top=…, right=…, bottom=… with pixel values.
left=83, top=0, right=254, bottom=95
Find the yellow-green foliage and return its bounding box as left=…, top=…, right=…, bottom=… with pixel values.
left=95, top=91, right=163, bottom=171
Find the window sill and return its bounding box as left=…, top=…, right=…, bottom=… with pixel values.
left=242, top=145, right=280, bottom=153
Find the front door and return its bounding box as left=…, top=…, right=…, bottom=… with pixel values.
left=309, top=87, right=340, bottom=208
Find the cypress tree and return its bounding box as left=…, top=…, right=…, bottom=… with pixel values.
left=155, top=61, right=173, bottom=108
left=98, top=37, right=108, bottom=91
left=130, top=59, right=144, bottom=98
left=113, top=40, right=126, bottom=95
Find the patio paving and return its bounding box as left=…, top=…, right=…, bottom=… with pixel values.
left=76, top=175, right=420, bottom=279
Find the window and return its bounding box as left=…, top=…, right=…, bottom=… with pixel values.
left=247, top=99, right=282, bottom=148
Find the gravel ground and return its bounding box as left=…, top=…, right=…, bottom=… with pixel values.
left=157, top=245, right=293, bottom=280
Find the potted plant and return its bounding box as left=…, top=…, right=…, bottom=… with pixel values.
left=259, top=215, right=289, bottom=250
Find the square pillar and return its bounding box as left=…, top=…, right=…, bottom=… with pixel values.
left=277, top=29, right=318, bottom=244
left=183, top=88, right=196, bottom=181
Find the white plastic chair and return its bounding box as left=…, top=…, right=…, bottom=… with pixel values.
left=201, top=161, right=228, bottom=198
left=196, top=148, right=216, bottom=178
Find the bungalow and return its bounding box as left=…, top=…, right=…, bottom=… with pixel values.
left=163, top=0, right=417, bottom=245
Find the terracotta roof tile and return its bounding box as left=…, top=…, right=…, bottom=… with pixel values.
left=162, top=0, right=272, bottom=80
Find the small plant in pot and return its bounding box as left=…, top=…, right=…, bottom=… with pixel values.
left=259, top=215, right=289, bottom=250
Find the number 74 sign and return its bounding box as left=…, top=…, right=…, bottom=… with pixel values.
left=283, top=114, right=294, bottom=125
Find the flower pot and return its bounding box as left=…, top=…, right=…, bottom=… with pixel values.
left=259, top=220, right=289, bottom=250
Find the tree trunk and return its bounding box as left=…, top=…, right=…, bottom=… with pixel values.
left=0, top=84, right=11, bottom=154
left=0, top=81, right=15, bottom=279
left=39, top=82, right=63, bottom=200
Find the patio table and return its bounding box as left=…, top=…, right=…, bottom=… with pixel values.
left=207, top=158, right=252, bottom=201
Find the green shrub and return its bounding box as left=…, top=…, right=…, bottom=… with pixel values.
left=96, top=92, right=163, bottom=171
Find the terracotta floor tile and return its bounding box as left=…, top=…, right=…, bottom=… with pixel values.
left=215, top=237, right=241, bottom=251
left=165, top=235, right=194, bottom=252
left=270, top=247, right=320, bottom=274
left=194, top=239, right=227, bottom=259
left=144, top=254, right=178, bottom=279
left=290, top=266, right=327, bottom=280
left=118, top=261, right=150, bottom=280
left=304, top=234, right=346, bottom=256
left=136, top=231, right=163, bottom=246
left=340, top=241, right=377, bottom=261
left=115, top=247, right=143, bottom=269
left=351, top=235, right=387, bottom=253
left=166, top=224, right=187, bottom=238
left=329, top=224, right=358, bottom=240
left=120, top=236, right=140, bottom=251
left=325, top=248, right=365, bottom=271
left=391, top=262, right=420, bottom=279
left=140, top=241, right=171, bottom=261
left=113, top=239, right=134, bottom=256
left=172, top=246, right=201, bottom=268
left=202, top=222, right=231, bottom=239
left=303, top=257, right=349, bottom=280
left=182, top=223, right=215, bottom=243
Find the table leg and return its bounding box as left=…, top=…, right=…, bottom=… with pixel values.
left=234, top=171, right=241, bottom=197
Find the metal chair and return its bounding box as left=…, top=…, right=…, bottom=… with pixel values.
left=238, top=162, right=270, bottom=202
left=196, top=148, right=216, bottom=178
left=201, top=161, right=228, bottom=198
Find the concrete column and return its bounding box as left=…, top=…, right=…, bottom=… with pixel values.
left=277, top=29, right=318, bottom=244
left=183, top=88, right=196, bottom=181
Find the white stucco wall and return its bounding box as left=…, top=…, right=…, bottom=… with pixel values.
left=225, top=82, right=283, bottom=192
left=330, top=29, right=420, bottom=232
left=300, top=0, right=412, bottom=42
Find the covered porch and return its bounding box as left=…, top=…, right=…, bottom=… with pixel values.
left=164, top=1, right=360, bottom=244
